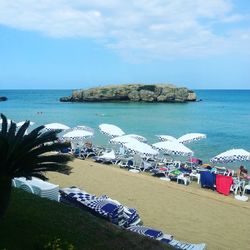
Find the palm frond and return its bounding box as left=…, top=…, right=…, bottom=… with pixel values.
left=15, top=162, right=72, bottom=177
left=12, top=130, right=58, bottom=159
left=15, top=121, right=30, bottom=140
left=0, top=114, right=73, bottom=180
left=34, top=154, right=73, bottom=164
left=6, top=121, right=17, bottom=145
left=0, top=114, right=8, bottom=136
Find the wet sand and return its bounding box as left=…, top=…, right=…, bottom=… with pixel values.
left=47, top=158, right=250, bottom=250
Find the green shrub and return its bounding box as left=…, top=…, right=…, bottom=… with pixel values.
left=138, top=85, right=156, bottom=92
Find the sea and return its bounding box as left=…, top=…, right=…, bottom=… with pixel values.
left=1, top=89, right=250, bottom=169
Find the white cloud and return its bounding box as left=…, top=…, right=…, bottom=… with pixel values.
left=0, top=0, right=249, bottom=60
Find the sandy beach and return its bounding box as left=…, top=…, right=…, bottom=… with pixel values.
left=47, top=158, right=250, bottom=250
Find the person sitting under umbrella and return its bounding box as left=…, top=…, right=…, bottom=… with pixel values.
left=237, top=165, right=248, bottom=180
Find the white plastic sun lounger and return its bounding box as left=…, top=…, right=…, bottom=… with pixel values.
left=13, top=177, right=59, bottom=201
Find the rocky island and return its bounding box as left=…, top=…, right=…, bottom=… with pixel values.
left=60, top=84, right=197, bottom=103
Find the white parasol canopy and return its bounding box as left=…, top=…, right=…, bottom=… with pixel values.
left=110, top=134, right=147, bottom=144
left=17, top=121, right=35, bottom=127
left=126, top=134, right=147, bottom=142
left=110, top=135, right=139, bottom=145
left=0, top=119, right=13, bottom=126
left=124, top=141, right=158, bottom=156
left=44, top=123, right=70, bottom=131
left=152, top=141, right=194, bottom=156
left=210, top=148, right=250, bottom=163
left=62, top=129, right=93, bottom=140
left=76, top=125, right=94, bottom=133
left=99, top=123, right=125, bottom=137
left=156, top=135, right=178, bottom=142
left=178, top=133, right=206, bottom=144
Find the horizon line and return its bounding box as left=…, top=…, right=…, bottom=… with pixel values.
left=1, top=88, right=250, bottom=91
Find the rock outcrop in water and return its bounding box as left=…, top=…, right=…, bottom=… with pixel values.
left=60, top=84, right=197, bottom=103
left=0, top=96, right=7, bottom=102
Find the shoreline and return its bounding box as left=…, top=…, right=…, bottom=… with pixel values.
left=47, top=158, right=250, bottom=250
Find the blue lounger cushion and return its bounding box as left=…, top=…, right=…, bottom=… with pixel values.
left=127, top=225, right=163, bottom=239
left=60, top=188, right=141, bottom=228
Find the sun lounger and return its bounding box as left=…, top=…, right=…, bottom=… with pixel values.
left=13, top=177, right=59, bottom=201
left=19, top=183, right=35, bottom=194
left=127, top=225, right=206, bottom=250
left=60, top=187, right=141, bottom=228
left=230, top=178, right=246, bottom=195
left=127, top=225, right=168, bottom=239
left=93, top=149, right=118, bottom=164
left=80, top=147, right=97, bottom=159
left=177, top=173, right=191, bottom=186
left=243, top=184, right=250, bottom=195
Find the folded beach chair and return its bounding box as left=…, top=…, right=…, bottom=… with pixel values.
left=127, top=226, right=206, bottom=250
left=19, top=183, right=35, bottom=194
left=168, top=239, right=207, bottom=250
left=60, top=187, right=141, bottom=228
left=127, top=225, right=169, bottom=240
left=14, top=177, right=59, bottom=201
left=87, top=198, right=125, bottom=226
left=106, top=198, right=141, bottom=227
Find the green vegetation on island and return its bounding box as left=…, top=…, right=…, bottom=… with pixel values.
left=60, top=84, right=197, bottom=103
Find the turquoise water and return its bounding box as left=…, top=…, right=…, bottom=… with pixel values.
left=0, top=89, right=250, bottom=168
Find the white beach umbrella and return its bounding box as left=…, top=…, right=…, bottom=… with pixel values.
left=210, top=148, right=250, bottom=164
left=0, top=119, right=13, bottom=126
left=152, top=141, right=194, bottom=156
left=17, top=121, right=35, bottom=127
left=110, top=134, right=147, bottom=144
left=178, top=133, right=207, bottom=144
left=110, top=135, right=139, bottom=145
left=124, top=141, right=158, bottom=156
left=126, top=134, right=147, bottom=142
left=76, top=125, right=95, bottom=133
left=62, top=129, right=93, bottom=140
left=99, top=123, right=125, bottom=137
left=44, top=123, right=70, bottom=131
left=156, top=135, right=178, bottom=142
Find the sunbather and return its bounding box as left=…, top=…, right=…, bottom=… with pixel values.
left=237, top=165, right=248, bottom=180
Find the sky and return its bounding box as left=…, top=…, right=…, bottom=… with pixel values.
left=0, top=0, right=250, bottom=89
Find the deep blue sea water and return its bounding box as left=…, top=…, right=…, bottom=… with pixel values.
left=1, top=89, right=250, bottom=169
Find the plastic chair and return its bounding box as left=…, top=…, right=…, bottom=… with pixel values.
left=243, top=184, right=250, bottom=196
left=19, top=183, right=35, bottom=194
left=177, top=174, right=190, bottom=185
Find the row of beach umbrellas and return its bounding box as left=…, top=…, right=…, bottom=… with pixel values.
left=99, top=124, right=250, bottom=163
left=1, top=119, right=250, bottom=164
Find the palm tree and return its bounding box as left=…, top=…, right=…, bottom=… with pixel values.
left=0, top=114, right=73, bottom=221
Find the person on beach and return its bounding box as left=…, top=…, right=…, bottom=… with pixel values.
left=84, top=141, right=93, bottom=152
left=237, top=165, right=248, bottom=180
left=179, top=163, right=192, bottom=173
